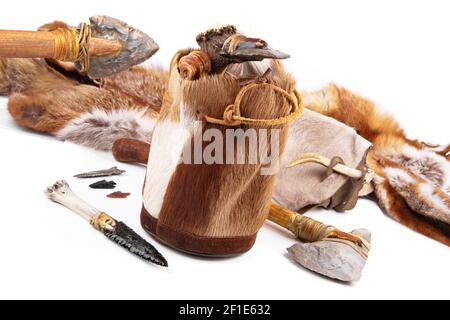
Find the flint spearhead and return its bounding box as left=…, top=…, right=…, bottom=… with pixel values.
left=79, top=15, right=159, bottom=78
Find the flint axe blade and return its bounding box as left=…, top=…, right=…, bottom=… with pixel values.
left=45, top=180, right=168, bottom=267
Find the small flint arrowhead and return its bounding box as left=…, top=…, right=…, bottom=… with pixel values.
left=103, top=221, right=168, bottom=267
left=74, top=166, right=125, bottom=178
left=287, top=229, right=371, bottom=282
left=89, top=180, right=117, bottom=189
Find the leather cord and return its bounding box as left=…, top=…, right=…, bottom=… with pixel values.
left=201, top=82, right=303, bottom=127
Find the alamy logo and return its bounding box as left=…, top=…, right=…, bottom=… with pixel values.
left=180, top=121, right=281, bottom=175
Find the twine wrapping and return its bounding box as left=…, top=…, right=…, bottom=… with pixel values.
left=51, top=24, right=92, bottom=73
left=76, top=23, right=92, bottom=74
left=287, top=214, right=336, bottom=243
left=52, top=27, right=79, bottom=61
left=286, top=213, right=371, bottom=259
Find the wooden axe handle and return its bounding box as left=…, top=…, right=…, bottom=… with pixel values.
left=0, top=30, right=121, bottom=59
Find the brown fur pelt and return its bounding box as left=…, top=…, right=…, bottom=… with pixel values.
left=1, top=58, right=166, bottom=150
left=1, top=57, right=449, bottom=245
left=303, top=84, right=450, bottom=245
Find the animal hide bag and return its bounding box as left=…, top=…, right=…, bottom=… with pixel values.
left=1, top=57, right=449, bottom=246
left=274, top=108, right=372, bottom=213
left=140, top=50, right=295, bottom=256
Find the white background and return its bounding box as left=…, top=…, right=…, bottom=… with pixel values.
left=0, top=0, right=449, bottom=299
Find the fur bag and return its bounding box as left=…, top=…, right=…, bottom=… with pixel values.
left=140, top=50, right=297, bottom=255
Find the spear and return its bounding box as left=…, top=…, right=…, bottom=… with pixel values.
left=0, top=16, right=159, bottom=78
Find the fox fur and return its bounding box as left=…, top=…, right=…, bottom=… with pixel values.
left=1, top=58, right=166, bottom=150
left=1, top=56, right=449, bottom=246
left=303, top=84, right=450, bottom=245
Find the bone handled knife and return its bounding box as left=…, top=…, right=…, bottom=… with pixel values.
left=45, top=180, right=168, bottom=267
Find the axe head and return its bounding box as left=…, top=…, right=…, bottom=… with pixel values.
left=287, top=229, right=372, bottom=282
left=78, top=16, right=159, bottom=78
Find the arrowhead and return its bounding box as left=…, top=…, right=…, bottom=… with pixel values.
left=81, top=15, right=159, bottom=78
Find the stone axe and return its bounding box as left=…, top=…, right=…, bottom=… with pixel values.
left=0, top=15, right=159, bottom=78
left=111, top=138, right=372, bottom=282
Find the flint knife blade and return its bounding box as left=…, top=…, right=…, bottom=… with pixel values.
left=45, top=180, right=167, bottom=267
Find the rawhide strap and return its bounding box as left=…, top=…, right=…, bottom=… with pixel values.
left=201, top=81, right=303, bottom=127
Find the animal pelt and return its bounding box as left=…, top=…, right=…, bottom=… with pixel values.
left=1, top=58, right=166, bottom=150
left=1, top=57, right=449, bottom=245
left=303, top=84, right=450, bottom=245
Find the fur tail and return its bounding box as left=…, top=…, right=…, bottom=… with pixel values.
left=304, top=84, right=450, bottom=245
left=302, top=84, right=406, bottom=146
left=56, top=108, right=156, bottom=151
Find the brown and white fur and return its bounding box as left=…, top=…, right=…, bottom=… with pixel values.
left=138, top=49, right=295, bottom=255
left=1, top=54, right=449, bottom=246
left=1, top=57, right=166, bottom=150
left=304, top=84, right=450, bottom=245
